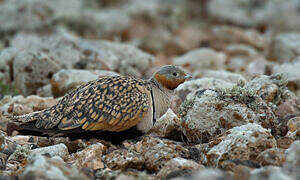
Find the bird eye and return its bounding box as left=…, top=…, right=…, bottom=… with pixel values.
left=173, top=72, right=178, bottom=76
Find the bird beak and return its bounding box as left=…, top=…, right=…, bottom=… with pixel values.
left=184, top=74, right=192, bottom=80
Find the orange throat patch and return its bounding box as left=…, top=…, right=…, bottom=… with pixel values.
left=155, top=73, right=185, bottom=90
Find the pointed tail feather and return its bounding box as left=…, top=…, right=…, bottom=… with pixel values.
left=6, top=109, right=58, bottom=135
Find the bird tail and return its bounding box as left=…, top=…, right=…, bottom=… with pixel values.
left=6, top=109, right=53, bottom=135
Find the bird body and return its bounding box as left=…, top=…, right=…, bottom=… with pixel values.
left=7, top=65, right=190, bottom=141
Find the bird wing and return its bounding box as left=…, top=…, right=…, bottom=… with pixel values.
left=57, top=76, right=150, bottom=132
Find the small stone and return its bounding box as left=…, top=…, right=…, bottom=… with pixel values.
left=272, top=57, right=300, bottom=91
left=250, top=166, right=292, bottom=180
left=104, top=148, right=144, bottom=170
left=256, top=148, right=286, bottom=166
left=138, top=136, right=189, bottom=173
left=150, top=108, right=182, bottom=140
left=191, top=168, right=231, bottom=180
left=286, top=117, right=300, bottom=139
left=28, top=143, right=69, bottom=161
left=206, top=123, right=277, bottom=167
left=72, top=143, right=106, bottom=170
left=22, top=155, right=88, bottom=180
left=157, top=157, right=204, bottom=179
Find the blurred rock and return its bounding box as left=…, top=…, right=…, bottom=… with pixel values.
left=72, top=143, right=106, bottom=170
left=150, top=108, right=182, bottom=140
left=246, top=59, right=274, bottom=76
left=138, top=136, right=189, bottom=173
left=208, top=0, right=300, bottom=31
left=0, top=48, right=15, bottom=84
left=12, top=49, right=60, bottom=96
left=180, top=86, right=276, bottom=143
left=224, top=44, right=264, bottom=73
left=36, top=84, right=53, bottom=97
left=272, top=57, right=300, bottom=92
left=0, top=95, right=57, bottom=116
left=197, top=70, right=246, bottom=84
left=157, top=157, right=204, bottom=179
left=250, top=166, right=292, bottom=180
left=190, top=168, right=231, bottom=180
left=173, top=48, right=226, bottom=73
left=28, top=143, right=69, bottom=161
left=270, top=33, right=300, bottom=63
left=51, top=69, right=119, bottom=97
left=5, top=32, right=154, bottom=95
left=212, top=26, right=267, bottom=50
left=0, top=0, right=81, bottom=32
left=104, top=148, right=144, bottom=170
left=283, top=141, right=300, bottom=180
left=275, top=98, right=300, bottom=120
left=256, top=148, right=286, bottom=166
left=206, top=123, right=276, bottom=167
left=79, top=9, right=130, bottom=38
left=21, top=155, right=88, bottom=180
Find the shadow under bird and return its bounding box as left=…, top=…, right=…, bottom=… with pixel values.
left=6, top=65, right=191, bottom=142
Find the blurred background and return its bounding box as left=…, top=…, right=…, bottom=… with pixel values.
left=0, top=0, right=299, bottom=99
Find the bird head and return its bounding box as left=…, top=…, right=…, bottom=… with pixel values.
left=153, top=65, right=191, bottom=90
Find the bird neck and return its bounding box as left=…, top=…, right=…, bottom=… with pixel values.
left=148, top=78, right=174, bottom=119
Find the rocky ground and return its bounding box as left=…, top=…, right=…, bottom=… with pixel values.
left=0, top=0, right=299, bottom=179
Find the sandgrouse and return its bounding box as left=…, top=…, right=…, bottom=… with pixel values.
left=7, top=65, right=190, bottom=141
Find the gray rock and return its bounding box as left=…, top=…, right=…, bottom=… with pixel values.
left=207, top=123, right=277, bottom=167
left=28, top=143, right=69, bottom=161
left=270, top=33, right=300, bottom=63
left=180, top=86, right=276, bottom=144
left=245, top=74, right=294, bottom=105
left=22, top=155, right=88, bottom=180
left=51, top=69, right=119, bottom=97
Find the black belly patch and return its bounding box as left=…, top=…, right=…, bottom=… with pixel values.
left=18, top=122, right=144, bottom=144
